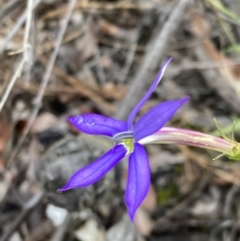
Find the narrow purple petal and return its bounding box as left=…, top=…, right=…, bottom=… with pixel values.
left=127, top=58, right=173, bottom=130
left=68, top=114, right=127, bottom=137
left=134, top=97, right=189, bottom=141
left=58, top=144, right=127, bottom=191
left=125, top=143, right=150, bottom=222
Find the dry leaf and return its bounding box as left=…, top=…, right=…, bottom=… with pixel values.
left=141, top=185, right=156, bottom=212
left=75, top=19, right=98, bottom=67
left=135, top=208, right=154, bottom=236
left=30, top=112, right=58, bottom=134
left=188, top=10, right=240, bottom=97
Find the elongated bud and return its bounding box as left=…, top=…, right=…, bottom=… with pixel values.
left=140, top=127, right=237, bottom=160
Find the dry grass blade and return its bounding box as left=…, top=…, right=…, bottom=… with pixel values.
left=116, top=0, right=193, bottom=120
left=0, top=0, right=41, bottom=54
left=23, top=0, right=34, bottom=86
left=38, top=55, right=116, bottom=114
left=0, top=0, right=24, bottom=24
left=7, top=0, right=78, bottom=167
left=42, top=1, right=154, bottom=20
left=0, top=0, right=39, bottom=112
left=179, top=146, right=240, bottom=186
left=0, top=192, right=44, bottom=241
left=0, top=57, right=25, bottom=112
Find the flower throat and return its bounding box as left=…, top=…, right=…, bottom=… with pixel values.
left=113, top=131, right=134, bottom=153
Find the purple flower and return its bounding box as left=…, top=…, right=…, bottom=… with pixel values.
left=58, top=58, right=189, bottom=221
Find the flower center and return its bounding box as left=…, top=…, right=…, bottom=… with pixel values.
left=113, top=131, right=134, bottom=153
left=113, top=131, right=134, bottom=142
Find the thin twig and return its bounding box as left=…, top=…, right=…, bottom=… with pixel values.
left=0, top=0, right=24, bottom=24
left=94, top=49, right=106, bottom=84
left=0, top=0, right=39, bottom=111
left=153, top=174, right=209, bottom=230
left=0, top=57, right=25, bottom=111
left=37, top=55, right=116, bottom=114
left=223, top=184, right=239, bottom=217
left=8, top=0, right=78, bottom=167
left=115, top=0, right=193, bottom=120
left=0, top=0, right=41, bottom=54
left=223, top=184, right=238, bottom=241
left=23, top=0, right=34, bottom=85
left=34, top=0, right=76, bottom=106
left=42, top=1, right=154, bottom=20
left=0, top=0, right=37, bottom=112
left=118, top=24, right=142, bottom=83
left=23, top=0, right=33, bottom=55
left=0, top=192, right=44, bottom=241
left=193, top=44, right=240, bottom=115
left=50, top=213, right=71, bottom=241
left=209, top=220, right=233, bottom=241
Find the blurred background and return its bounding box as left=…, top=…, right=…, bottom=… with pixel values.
left=1, top=0, right=240, bottom=240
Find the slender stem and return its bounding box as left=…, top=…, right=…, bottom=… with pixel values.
left=8, top=0, right=77, bottom=167
left=0, top=0, right=41, bottom=54
left=23, top=0, right=33, bottom=62
left=139, top=127, right=234, bottom=153
left=115, top=0, right=192, bottom=120
left=0, top=57, right=25, bottom=112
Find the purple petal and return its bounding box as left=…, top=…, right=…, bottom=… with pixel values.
left=134, top=97, right=189, bottom=141
left=127, top=58, right=173, bottom=130
left=68, top=114, right=127, bottom=137
left=58, top=144, right=127, bottom=191
left=125, top=143, right=150, bottom=222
